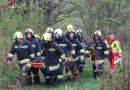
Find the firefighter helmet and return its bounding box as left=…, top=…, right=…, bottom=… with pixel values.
left=14, top=31, right=23, bottom=39
left=66, top=24, right=75, bottom=33
left=46, top=27, right=54, bottom=33
left=54, top=28, right=63, bottom=38
left=76, top=29, right=83, bottom=33
left=94, top=30, right=102, bottom=38
left=41, top=33, right=51, bottom=41
left=25, top=28, right=33, bottom=34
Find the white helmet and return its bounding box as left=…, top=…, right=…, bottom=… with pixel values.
left=14, top=31, right=23, bottom=39
left=34, top=34, right=40, bottom=39
left=76, top=29, right=82, bottom=33
left=94, top=30, right=102, bottom=38
left=25, top=28, right=33, bottom=34
left=54, top=28, right=63, bottom=38
left=46, top=27, right=54, bottom=33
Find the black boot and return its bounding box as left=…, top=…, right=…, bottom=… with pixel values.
left=109, top=74, right=113, bottom=79
left=56, top=79, right=63, bottom=85
left=33, top=75, right=40, bottom=84
left=20, top=75, right=28, bottom=87
left=93, top=71, right=97, bottom=79
left=45, top=77, right=51, bottom=85
left=78, top=66, right=83, bottom=73
left=51, top=76, right=57, bottom=86
left=93, top=64, right=97, bottom=79
left=27, top=76, right=32, bottom=85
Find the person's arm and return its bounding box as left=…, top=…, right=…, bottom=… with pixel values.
left=41, top=42, right=46, bottom=62
left=76, top=40, right=85, bottom=54
left=7, top=43, right=16, bottom=64
left=36, top=41, right=42, bottom=57
left=27, top=41, right=35, bottom=62
left=116, top=41, right=122, bottom=56
left=76, top=40, right=85, bottom=61
left=66, top=39, right=75, bottom=55
left=102, top=41, right=108, bottom=60
left=54, top=42, right=66, bottom=60
left=104, top=39, right=110, bottom=49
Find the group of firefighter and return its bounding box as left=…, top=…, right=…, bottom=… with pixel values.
left=6, top=24, right=123, bottom=86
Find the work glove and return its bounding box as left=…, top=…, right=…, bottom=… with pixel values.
left=114, top=56, right=123, bottom=65
left=67, top=57, right=73, bottom=61
left=104, top=58, right=108, bottom=61
left=41, top=56, right=45, bottom=61
left=118, top=57, right=123, bottom=65
left=61, top=54, right=66, bottom=60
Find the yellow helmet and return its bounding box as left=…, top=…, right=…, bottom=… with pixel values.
left=41, top=33, right=51, bottom=41
left=14, top=31, right=23, bottom=39
left=94, top=30, right=102, bottom=38
left=25, top=28, right=33, bottom=34
left=66, top=24, right=75, bottom=33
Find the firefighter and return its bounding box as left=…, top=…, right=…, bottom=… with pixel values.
left=54, top=28, right=75, bottom=79
left=25, top=28, right=41, bottom=84
left=88, top=30, right=108, bottom=79
left=66, top=24, right=77, bottom=39
left=40, top=33, right=66, bottom=85
left=104, top=33, right=122, bottom=79
left=7, top=31, right=36, bottom=85
left=66, top=24, right=85, bottom=74
left=76, top=29, right=88, bottom=72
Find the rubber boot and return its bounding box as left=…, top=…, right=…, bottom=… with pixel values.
left=45, top=76, right=51, bottom=85
left=33, top=75, right=40, bottom=84
left=93, top=64, right=97, bottom=79
left=20, top=75, right=28, bottom=87
left=51, top=76, right=57, bottom=86
left=109, top=74, right=113, bottom=79
left=78, top=66, right=83, bottom=73
left=27, top=76, right=32, bottom=85
left=93, top=72, right=97, bottom=79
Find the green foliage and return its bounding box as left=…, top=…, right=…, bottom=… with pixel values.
left=0, top=62, right=19, bottom=89
left=0, top=0, right=130, bottom=89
